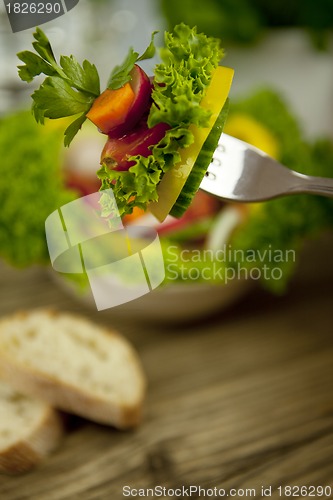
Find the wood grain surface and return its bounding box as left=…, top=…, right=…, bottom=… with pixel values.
left=0, top=234, right=332, bottom=500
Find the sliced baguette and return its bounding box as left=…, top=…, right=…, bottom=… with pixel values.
left=0, top=380, right=63, bottom=474
left=0, top=310, right=146, bottom=429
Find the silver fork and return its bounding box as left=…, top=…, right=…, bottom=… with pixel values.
left=200, top=134, right=333, bottom=202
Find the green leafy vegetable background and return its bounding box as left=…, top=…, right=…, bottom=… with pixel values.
left=0, top=111, right=76, bottom=267
left=160, top=0, right=333, bottom=50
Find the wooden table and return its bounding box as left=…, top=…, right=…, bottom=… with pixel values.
left=1, top=234, right=333, bottom=500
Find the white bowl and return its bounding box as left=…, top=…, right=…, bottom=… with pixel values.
left=105, top=278, right=250, bottom=323
left=51, top=206, right=251, bottom=323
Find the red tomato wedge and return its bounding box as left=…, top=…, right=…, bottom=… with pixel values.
left=101, top=121, right=170, bottom=171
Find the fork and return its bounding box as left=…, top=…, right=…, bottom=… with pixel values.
left=200, top=134, right=333, bottom=202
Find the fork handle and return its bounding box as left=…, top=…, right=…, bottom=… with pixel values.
left=291, top=172, right=333, bottom=197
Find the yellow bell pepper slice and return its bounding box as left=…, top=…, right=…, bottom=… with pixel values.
left=224, top=113, right=279, bottom=159
left=149, top=65, right=234, bottom=222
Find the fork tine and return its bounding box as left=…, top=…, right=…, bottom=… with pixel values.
left=200, top=134, right=333, bottom=202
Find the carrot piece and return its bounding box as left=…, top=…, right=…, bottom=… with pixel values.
left=122, top=206, right=146, bottom=224
left=86, top=83, right=135, bottom=134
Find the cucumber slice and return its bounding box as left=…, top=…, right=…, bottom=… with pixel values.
left=149, top=66, right=234, bottom=222
left=170, top=99, right=229, bottom=218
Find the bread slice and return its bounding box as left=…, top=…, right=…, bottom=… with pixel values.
left=0, top=310, right=146, bottom=429
left=0, top=380, right=63, bottom=474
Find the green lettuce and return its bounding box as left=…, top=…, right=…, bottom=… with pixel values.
left=149, top=23, right=223, bottom=128
left=0, top=111, right=76, bottom=267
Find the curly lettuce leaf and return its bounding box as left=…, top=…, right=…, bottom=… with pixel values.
left=98, top=125, right=194, bottom=217
left=148, top=23, right=224, bottom=128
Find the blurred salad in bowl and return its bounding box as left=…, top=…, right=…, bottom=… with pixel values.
left=1, top=88, right=333, bottom=322
left=62, top=89, right=333, bottom=320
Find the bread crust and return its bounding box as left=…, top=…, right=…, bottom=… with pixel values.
left=0, top=309, right=146, bottom=429
left=0, top=405, right=63, bottom=474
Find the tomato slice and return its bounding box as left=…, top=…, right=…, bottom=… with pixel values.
left=101, top=121, right=170, bottom=171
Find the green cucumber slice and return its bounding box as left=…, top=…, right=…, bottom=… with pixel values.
left=170, top=99, right=230, bottom=218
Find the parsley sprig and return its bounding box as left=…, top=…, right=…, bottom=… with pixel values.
left=18, top=28, right=100, bottom=146
left=17, top=28, right=100, bottom=146
left=107, top=31, right=157, bottom=89
left=17, top=28, right=157, bottom=146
